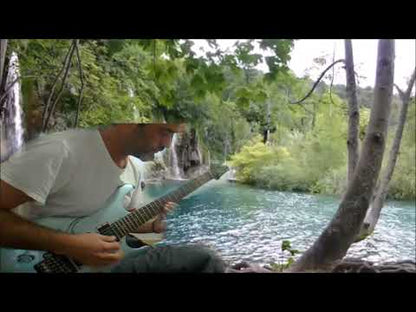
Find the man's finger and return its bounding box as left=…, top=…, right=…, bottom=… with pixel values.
left=96, top=250, right=124, bottom=262
left=100, top=235, right=117, bottom=242
left=164, top=202, right=177, bottom=213
left=102, top=241, right=121, bottom=252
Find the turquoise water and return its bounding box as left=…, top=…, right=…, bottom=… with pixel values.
left=144, top=178, right=416, bottom=266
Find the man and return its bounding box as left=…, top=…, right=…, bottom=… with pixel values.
left=0, top=123, right=226, bottom=273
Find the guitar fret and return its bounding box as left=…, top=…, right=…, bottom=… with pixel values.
left=112, top=222, right=121, bottom=236
left=154, top=200, right=163, bottom=213
left=122, top=218, right=133, bottom=233
left=121, top=218, right=134, bottom=233
left=147, top=203, right=156, bottom=215
left=142, top=206, right=153, bottom=219
left=171, top=192, right=180, bottom=202
left=134, top=210, right=146, bottom=224
left=151, top=202, right=160, bottom=216
left=113, top=222, right=125, bottom=238
left=139, top=209, right=150, bottom=224
left=119, top=222, right=129, bottom=236
left=126, top=215, right=140, bottom=231
left=153, top=200, right=162, bottom=213
left=118, top=219, right=128, bottom=231
left=147, top=206, right=157, bottom=219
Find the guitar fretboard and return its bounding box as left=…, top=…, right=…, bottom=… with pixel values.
left=103, top=171, right=213, bottom=239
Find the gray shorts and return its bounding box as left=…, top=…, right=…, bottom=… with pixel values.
left=111, top=245, right=227, bottom=273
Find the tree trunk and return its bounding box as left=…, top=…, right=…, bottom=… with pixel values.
left=312, top=100, right=316, bottom=130
left=344, top=40, right=360, bottom=182
left=356, top=69, right=415, bottom=241
left=263, top=101, right=271, bottom=144
left=74, top=40, right=84, bottom=128
left=0, top=39, right=8, bottom=94
left=289, top=40, right=395, bottom=272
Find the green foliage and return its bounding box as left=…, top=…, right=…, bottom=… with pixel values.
left=229, top=91, right=349, bottom=194
left=7, top=39, right=414, bottom=200
left=269, top=240, right=300, bottom=272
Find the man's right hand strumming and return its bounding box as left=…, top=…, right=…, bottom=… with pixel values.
left=56, top=233, right=124, bottom=267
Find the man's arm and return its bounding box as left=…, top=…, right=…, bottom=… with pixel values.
left=0, top=180, right=123, bottom=267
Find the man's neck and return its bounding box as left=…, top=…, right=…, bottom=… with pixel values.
left=99, top=127, right=128, bottom=169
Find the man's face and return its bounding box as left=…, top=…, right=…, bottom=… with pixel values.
left=131, top=124, right=175, bottom=161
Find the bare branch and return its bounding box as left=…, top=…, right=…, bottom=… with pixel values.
left=393, top=70, right=415, bottom=101
left=290, top=59, right=345, bottom=104
left=43, top=41, right=76, bottom=132
left=283, top=86, right=314, bottom=116
left=74, top=40, right=84, bottom=128
left=0, top=75, right=38, bottom=104
left=153, top=39, right=156, bottom=79
left=357, top=68, right=416, bottom=240
left=404, top=69, right=416, bottom=98
left=329, top=45, right=336, bottom=112
left=42, top=41, right=76, bottom=130
left=394, top=84, right=405, bottom=99
left=0, top=39, right=8, bottom=92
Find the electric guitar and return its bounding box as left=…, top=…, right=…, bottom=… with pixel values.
left=0, top=165, right=228, bottom=273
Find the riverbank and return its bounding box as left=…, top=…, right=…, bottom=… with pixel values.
left=228, top=179, right=416, bottom=202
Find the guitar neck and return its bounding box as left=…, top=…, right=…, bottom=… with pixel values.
left=100, top=170, right=213, bottom=239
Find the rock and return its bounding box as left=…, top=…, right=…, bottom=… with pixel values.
left=331, top=258, right=416, bottom=273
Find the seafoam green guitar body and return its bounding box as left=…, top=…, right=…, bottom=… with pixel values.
left=0, top=184, right=143, bottom=273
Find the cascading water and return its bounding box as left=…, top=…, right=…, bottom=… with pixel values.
left=0, top=52, right=24, bottom=162
left=169, top=133, right=182, bottom=179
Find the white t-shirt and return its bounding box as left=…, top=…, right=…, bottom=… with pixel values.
left=0, top=129, right=146, bottom=220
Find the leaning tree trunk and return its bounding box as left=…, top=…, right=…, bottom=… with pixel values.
left=0, top=40, right=8, bottom=94
left=344, top=40, right=360, bottom=182
left=356, top=69, right=416, bottom=241
left=288, top=40, right=395, bottom=272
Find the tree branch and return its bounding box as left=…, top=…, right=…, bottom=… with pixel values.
left=42, top=41, right=76, bottom=131
left=329, top=46, right=336, bottom=114
left=290, top=59, right=345, bottom=104
left=394, top=84, right=405, bottom=99
left=74, top=40, right=84, bottom=128
left=356, top=68, right=416, bottom=241
left=394, top=68, right=415, bottom=103
left=0, top=75, right=38, bottom=104
left=43, top=40, right=76, bottom=132
left=0, top=39, right=8, bottom=93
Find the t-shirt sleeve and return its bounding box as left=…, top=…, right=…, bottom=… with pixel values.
left=123, top=156, right=147, bottom=211
left=0, top=140, right=69, bottom=205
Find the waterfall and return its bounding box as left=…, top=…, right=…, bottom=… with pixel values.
left=154, top=150, right=165, bottom=163
left=197, top=145, right=202, bottom=165
left=1, top=52, right=24, bottom=162
left=169, top=133, right=182, bottom=179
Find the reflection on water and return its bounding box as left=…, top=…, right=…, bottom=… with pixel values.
left=144, top=179, right=416, bottom=266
